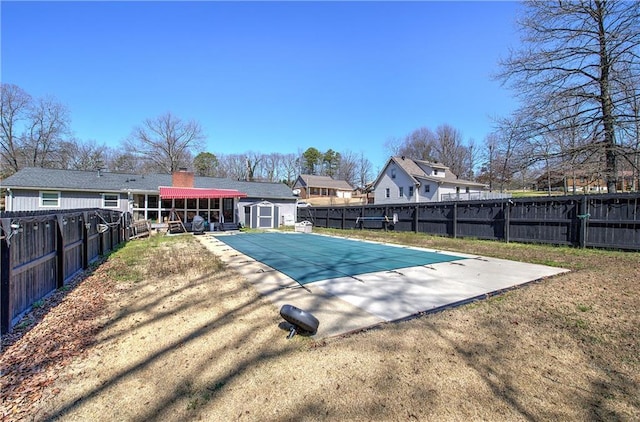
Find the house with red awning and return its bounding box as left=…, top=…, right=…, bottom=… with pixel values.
left=2, top=167, right=296, bottom=229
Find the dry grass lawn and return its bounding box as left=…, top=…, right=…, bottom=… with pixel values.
left=1, top=229, right=639, bottom=421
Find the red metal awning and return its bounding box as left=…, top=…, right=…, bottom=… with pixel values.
left=159, top=186, right=247, bottom=199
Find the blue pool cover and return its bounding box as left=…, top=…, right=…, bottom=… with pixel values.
left=216, top=232, right=465, bottom=285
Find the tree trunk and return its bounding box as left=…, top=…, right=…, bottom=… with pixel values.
left=596, top=0, right=618, bottom=193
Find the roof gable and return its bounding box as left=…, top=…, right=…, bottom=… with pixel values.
left=372, top=156, right=486, bottom=189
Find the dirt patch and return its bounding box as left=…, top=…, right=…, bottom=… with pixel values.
left=2, top=231, right=639, bottom=421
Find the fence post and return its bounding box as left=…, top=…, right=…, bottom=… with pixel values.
left=82, top=212, right=89, bottom=270
left=341, top=207, right=345, bottom=230
left=115, top=214, right=120, bottom=247
left=504, top=200, right=511, bottom=243
left=56, top=214, right=65, bottom=288
left=452, top=203, right=458, bottom=238
left=413, top=204, right=419, bottom=233
left=109, top=213, right=114, bottom=251
left=384, top=206, right=389, bottom=231
left=1, top=237, right=10, bottom=334
left=98, top=211, right=105, bottom=257
left=578, top=196, right=589, bottom=248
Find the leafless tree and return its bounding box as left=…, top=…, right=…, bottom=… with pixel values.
left=617, top=70, right=640, bottom=190
left=383, top=136, right=402, bottom=159
left=466, top=138, right=479, bottom=180
left=280, top=153, right=299, bottom=186
left=21, top=96, right=70, bottom=168
left=218, top=153, right=249, bottom=180
left=58, top=138, right=108, bottom=170
left=109, top=150, right=144, bottom=173
left=357, top=152, right=373, bottom=188
left=497, top=0, right=640, bottom=193
left=335, top=150, right=358, bottom=186
left=262, top=152, right=282, bottom=182
left=245, top=151, right=262, bottom=182
left=482, top=115, right=532, bottom=192
left=0, top=85, right=70, bottom=174
left=0, top=84, right=31, bottom=175
left=434, top=124, right=468, bottom=177
left=125, top=112, right=204, bottom=174
left=397, top=127, right=437, bottom=161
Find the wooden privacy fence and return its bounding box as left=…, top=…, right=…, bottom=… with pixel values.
left=297, top=193, right=640, bottom=251
left=1, top=209, right=124, bottom=334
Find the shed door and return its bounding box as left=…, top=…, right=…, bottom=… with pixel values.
left=257, top=204, right=274, bottom=228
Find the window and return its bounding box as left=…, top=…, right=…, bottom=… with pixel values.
left=147, top=195, right=159, bottom=208
left=434, top=169, right=439, bottom=175
left=409, top=186, right=414, bottom=197
left=399, top=187, right=404, bottom=197
left=391, top=168, right=396, bottom=179
left=102, top=194, right=119, bottom=208
left=40, top=191, right=60, bottom=207
left=385, top=188, right=390, bottom=198
left=133, top=194, right=145, bottom=208
left=424, top=184, right=430, bottom=193
left=465, top=187, right=470, bottom=193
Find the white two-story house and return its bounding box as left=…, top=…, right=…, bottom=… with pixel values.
left=372, top=156, right=488, bottom=204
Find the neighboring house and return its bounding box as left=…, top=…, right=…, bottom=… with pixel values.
left=372, top=156, right=489, bottom=204
left=535, top=169, right=638, bottom=193
left=2, top=167, right=297, bottom=229
left=293, top=174, right=355, bottom=205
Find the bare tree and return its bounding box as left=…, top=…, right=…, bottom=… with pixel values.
left=434, top=124, right=469, bottom=177
left=126, top=112, right=204, bottom=174
left=618, top=70, right=640, bottom=190
left=218, top=153, right=249, bottom=180
left=245, top=151, right=262, bottom=181
left=262, top=152, right=282, bottom=182
left=336, top=150, right=358, bottom=186
left=109, top=150, right=144, bottom=173
left=59, top=138, right=108, bottom=170
left=497, top=1, right=640, bottom=193
left=280, top=153, right=299, bottom=186
left=466, top=138, right=479, bottom=180
left=397, top=127, right=437, bottom=161
left=357, top=152, right=373, bottom=188
left=0, top=84, right=31, bottom=175
left=22, top=96, right=70, bottom=168
left=491, top=115, right=531, bottom=192
left=383, top=136, right=403, bottom=159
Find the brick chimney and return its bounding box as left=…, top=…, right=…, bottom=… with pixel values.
left=172, top=168, right=194, bottom=187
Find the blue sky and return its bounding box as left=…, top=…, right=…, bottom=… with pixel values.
left=2, top=1, right=522, bottom=172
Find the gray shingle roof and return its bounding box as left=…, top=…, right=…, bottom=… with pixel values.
left=392, top=156, right=485, bottom=187
left=2, top=168, right=295, bottom=200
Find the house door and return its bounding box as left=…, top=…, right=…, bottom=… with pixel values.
left=222, top=198, right=234, bottom=223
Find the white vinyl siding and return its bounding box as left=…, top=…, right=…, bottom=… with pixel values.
left=40, top=191, right=60, bottom=207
